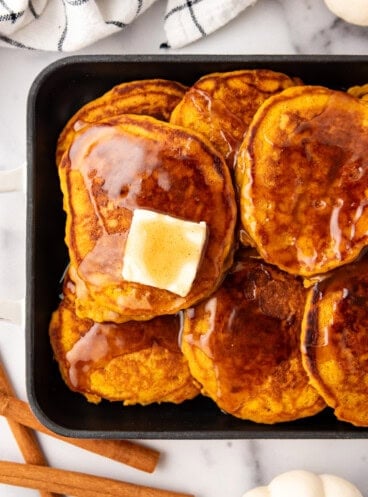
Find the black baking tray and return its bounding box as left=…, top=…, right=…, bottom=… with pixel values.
left=26, top=54, right=368, bottom=439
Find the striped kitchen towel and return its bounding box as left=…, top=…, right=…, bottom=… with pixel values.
left=0, top=0, right=257, bottom=51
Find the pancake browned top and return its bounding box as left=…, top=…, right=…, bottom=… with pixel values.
left=56, top=79, right=187, bottom=165
left=237, top=85, right=368, bottom=278
left=49, top=276, right=199, bottom=405
left=301, top=257, right=368, bottom=426
left=59, top=114, right=236, bottom=323
left=181, top=249, right=325, bottom=424
left=170, top=69, right=301, bottom=170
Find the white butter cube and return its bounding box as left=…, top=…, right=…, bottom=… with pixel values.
left=122, top=209, right=207, bottom=297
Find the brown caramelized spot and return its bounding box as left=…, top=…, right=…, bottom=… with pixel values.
left=66, top=314, right=180, bottom=391
left=303, top=287, right=325, bottom=351
left=331, top=290, right=368, bottom=358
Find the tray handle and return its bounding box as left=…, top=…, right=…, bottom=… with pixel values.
left=0, top=298, right=24, bottom=327
left=0, top=165, right=26, bottom=193
left=0, top=165, right=26, bottom=327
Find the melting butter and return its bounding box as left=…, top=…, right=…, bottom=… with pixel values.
left=122, top=208, right=207, bottom=297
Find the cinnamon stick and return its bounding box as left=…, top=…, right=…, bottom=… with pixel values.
left=0, top=392, right=159, bottom=473
left=0, top=361, right=59, bottom=497
left=0, top=460, right=195, bottom=497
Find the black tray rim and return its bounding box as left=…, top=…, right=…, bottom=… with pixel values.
left=25, top=53, right=368, bottom=439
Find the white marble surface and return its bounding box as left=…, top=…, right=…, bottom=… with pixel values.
left=1, top=0, right=368, bottom=496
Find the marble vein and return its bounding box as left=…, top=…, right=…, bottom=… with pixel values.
left=277, top=0, right=368, bottom=54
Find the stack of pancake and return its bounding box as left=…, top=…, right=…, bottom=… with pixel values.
left=51, top=78, right=236, bottom=407
left=234, top=83, right=368, bottom=426
left=50, top=71, right=368, bottom=426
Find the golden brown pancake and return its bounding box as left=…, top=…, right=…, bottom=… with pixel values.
left=56, top=79, right=187, bottom=165
left=237, top=85, right=368, bottom=278
left=347, top=83, right=368, bottom=102
left=181, top=249, right=325, bottom=423
left=59, top=114, right=237, bottom=323
left=49, top=275, right=199, bottom=405
left=301, top=257, right=368, bottom=426
left=170, top=69, right=301, bottom=171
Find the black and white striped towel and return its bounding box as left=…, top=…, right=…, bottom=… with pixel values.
left=0, top=0, right=257, bottom=51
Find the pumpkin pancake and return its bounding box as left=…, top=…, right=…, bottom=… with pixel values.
left=237, top=85, right=368, bottom=278
left=49, top=274, right=199, bottom=405
left=59, top=114, right=236, bottom=323
left=170, top=69, right=301, bottom=171
left=347, top=83, right=368, bottom=102
left=56, top=79, right=187, bottom=165
left=181, top=249, right=325, bottom=424
left=301, top=257, right=368, bottom=427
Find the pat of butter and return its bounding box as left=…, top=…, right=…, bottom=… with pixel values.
left=122, top=209, right=207, bottom=297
